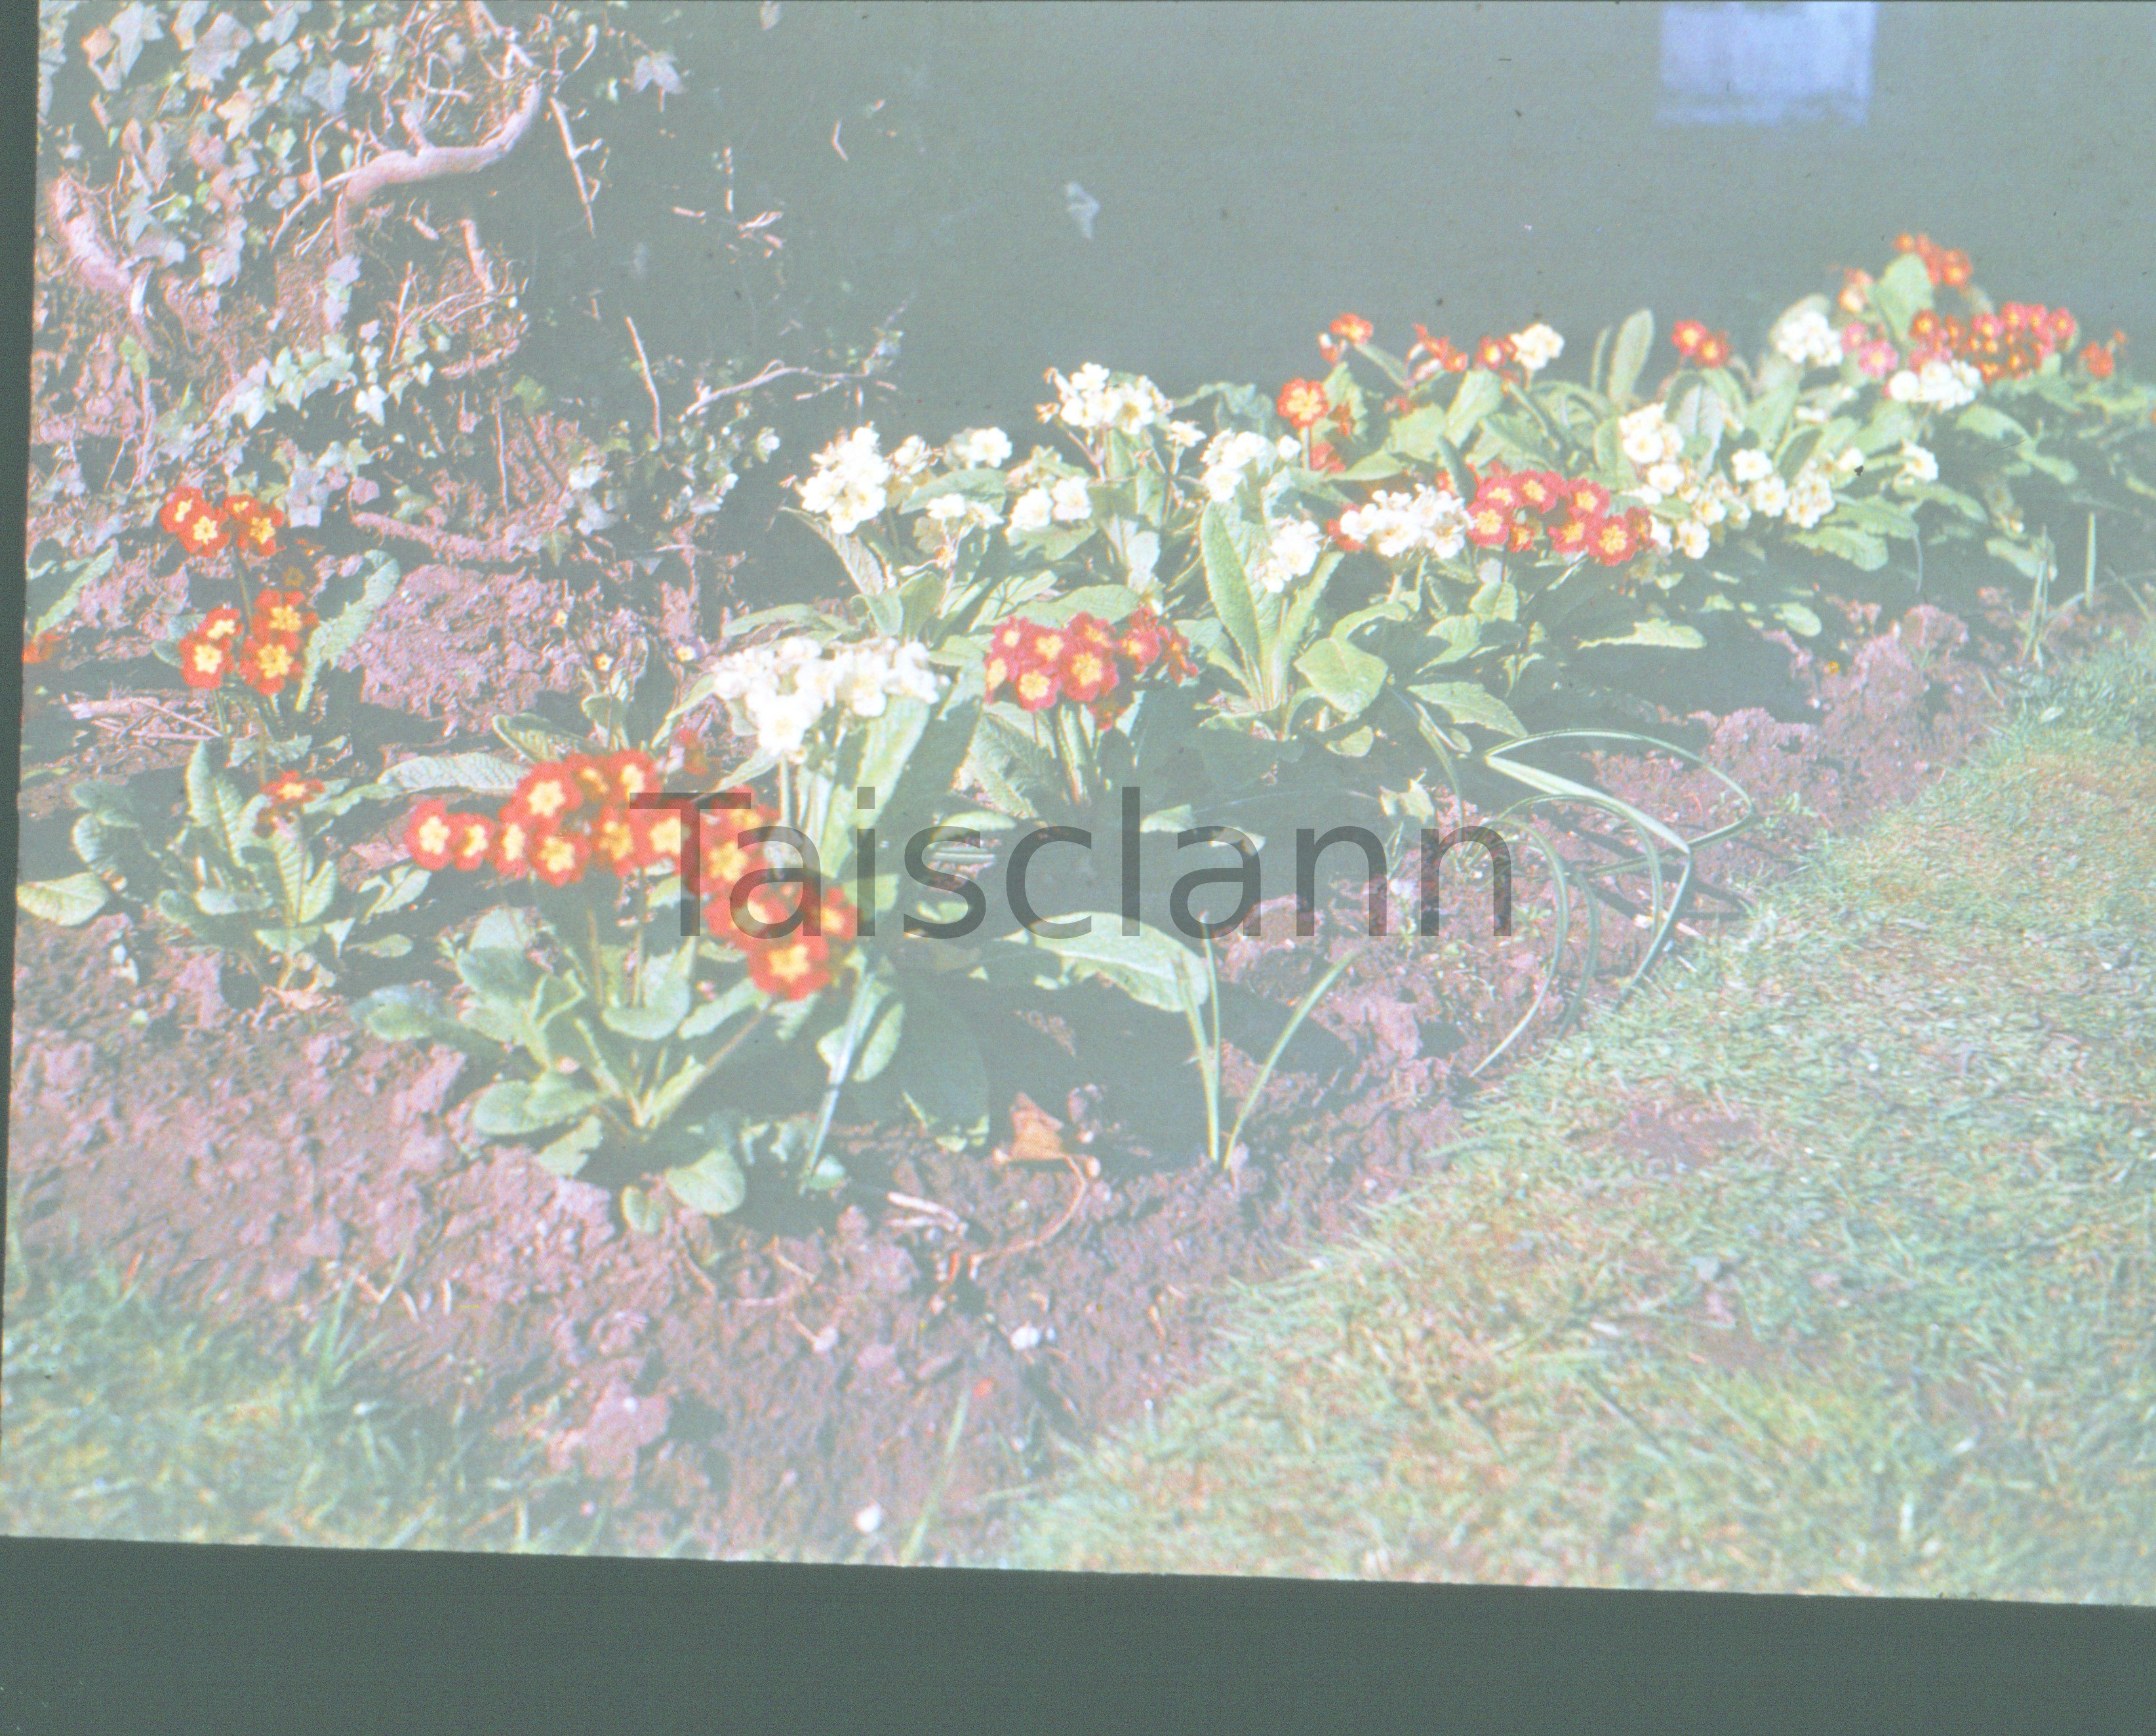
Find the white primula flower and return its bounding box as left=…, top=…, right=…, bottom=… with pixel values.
left=1787, top=464, right=1835, bottom=530
left=1051, top=365, right=1170, bottom=435
left=925, top=493, right=1003, bottom=534
left=1675, top=520, right=1711, bottom=559
left=1049, top=475, right=1092, bottom=523
left=1009, top=486, right=1054, bottom=536
left=1509, top=323, right=1565, bottom=375
left=1104, top=519, right=1163, bottom=591
left=1251, top=517, right=1325, bottom=595
left=887, top=435, right=934, bottom=481
left=1275, top=435, right=1302, bottom=463
left=948, top=427, right=1012, bottom=468
left=1643, top=515, right=1675, bottom=553
left=1772, top=305, right=1845, bottom=370
left=797, top=426, right=892, bottom=536
left=754, top=427, right=782, bottom=460
left=1645, top=460, right=1688, bottom=496
left=1834, top=446, right=1866, bottom=476
left=1165, top=420, right=1207, bottom=454
left=1729, top=448, right=1776, bottom=485
left=1895, top=441, right=1939, bottom=487
left=708, top=635, right=946, bottom=762
left=1338, top=486, right=1468, bottom=561
left=1201, top=429, right=1279, bottom=502
left=1619, top=403, right=1683, bottom=468
left=1748, top=473, right=1791, bottom=517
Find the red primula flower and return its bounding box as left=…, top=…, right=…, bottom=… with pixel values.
left=1465, top=502, right=1515, bottom=549
left=2082, top=343, right=2116, bottom=379
left=178, top=506, right=231, bottom=557
left=1669, top=319, right=1709, bottom=358
left=1060, top=640, right=1120, bottom=704
left=1277, top=379, right=1330, bottom=431
left=224, top=496, right=285, bottom=557
left=22, top=629, right=63, bottom=665
left=1564, top=477, right=1611, bottom=518
left=562, top=753, right=619, bottom=806
left=1588, top=513, right=1641, bottom=566
left=236, top=634, right=300, bottom=696
left=449, top=814, right=497, bottom=873
left=1117, top=608, right=1164, bottom=671
left=159, top=485, right=211, bottom=538
left=250, top=589, right=316, bottom=642
left=1692, top=330, right=1732, bottom=368
left=1308, top=439, right=1344, bottom=474
left=506, top=763, right=583, bottom=829
left=1474, top=334, right=1515, bottom=373
left=1547, top=516, right=1591, bottom=559
left=744, top=932, right=833, bottom=1001
left=201, top=604, right=245, bottom=646
left=263, top=772, right=325, bottom=808
left=607, top=750, right=660, bottom=805
left=1506, top=517, right=1540, bottom=554
left=531, top=827, right=592, bottom=888
left=178, top=631, right=229, bottom=690
left=490, top=815, right=534, bottom=878
left=1474, top=469, right=1525, bottom=514
left=1011, top=661, right=1061, bottom=712
left=1512, top=470, right=1565, bottom=515
left=587, top=806, right=641, bottom=874
left=1328, top=313, right=1374, bottom=345
left=630, top=804, right=686, bottom=871
left=405, top=799, right=458, bottom=870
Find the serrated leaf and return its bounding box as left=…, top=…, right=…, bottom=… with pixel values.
left=678, top=977, right=761, bottom=1039
left=1445, top=368, right=1505, bottom=443
left=1791, top=524, right=1890, bottom=571
left=1867, top=252, right=1935, bottom=342
left=379, top=752, right=524, bottom=795
left=18, top=873, right=110, bottom=926
left=1605, top=309, right=1654, bottom=407
left=297, top=554, right=401, bottom=711
left=1201, top=505, right=1263, bottom=673
left=1408, top=681, right=1525, bottom=738
left=1293, top=639, right=1389, bottom=717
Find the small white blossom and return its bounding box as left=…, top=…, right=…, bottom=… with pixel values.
left=754, top=427, right=782, bottom=460
left=1049, top=475, right=1093, bottom=523
left=1201, top=429, right=1281, bottom=502
left=1748, top=473, right=1791, bottom=517
left=925, top=492, right=1003, bottom=534
left=1619, top=403, right=1683, bottom=468
left=797, top=426, right=892, bottom=536
left=1886, top=359, right=1980, bottom=410
left=1773, top=305, right=1845, bottom=370
left=708, top=635, right=945, bottom=762
left=1787, top=463, right=1835, bottom=530
left=1645, top=460, right=1687, bottom=496
left=1009, top=486, right=1054, bottom=536
left=1675, top=520, right=1711, bottom=559
left=1165, top=420, right=1207, bottom=453
left=948, top=426, right=1012, bottom=468
left=1051, top=365, right=1172, bottom=435
left=1250, top=517, right=1325, bottom=594
left=1894, top=441, right=1939, bottom=487
left=1833, top=445, right=1866, bottom=476
left=1729, top=448, right=1776, bottom=485
left=1509, top=322, right=1565, bottom=375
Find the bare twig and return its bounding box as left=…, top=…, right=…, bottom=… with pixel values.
left=549, top=96, right=597, bottom=236
left=334, top=80, right=544, bottom=254
left=624, top=314, right=662, bottom=444
left=493, top=399, right=511, bottom=517
left=346, top=507, right=531, bottom=564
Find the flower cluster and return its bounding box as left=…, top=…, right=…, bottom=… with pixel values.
left=404, top=751, right=669, bottom=888
left=797, top=427, right=894, bottom=536
left=159, top=484, right=287, bottom=560
left=1403, top=321, right=1562, bottom=384
left=1331, top=484, right=1469, bottom=561
left=1316, top=312, right=1373, bottom=365
left=1463, top=464, right=1663, bottom=566
left=253, top=771, right=327, bottom=837
left=177, top=585, right=321, bottom=698
left=707, top=635, right=945, bottom=762
left=1892, top=231, right=1974, bottom=290
left=694, top=798, right=858, bottom=1000
left=1045, top=364, right=1173, bottom=438
left=1669, top=319, right=1734, bottom=368
left=1201, top=428, right=1302, bottom=502
left=1773, top=305, right=1846, bottom=372
left=982, top=606, right=1196, bottom=720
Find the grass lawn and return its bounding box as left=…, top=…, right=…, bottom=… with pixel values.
left=1005, top=634, right=2156, bottom=1600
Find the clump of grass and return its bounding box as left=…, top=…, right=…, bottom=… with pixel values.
left=1003, top=631, right=2156, bottom=1602
left=1, top=1225, right=614, bottom=1553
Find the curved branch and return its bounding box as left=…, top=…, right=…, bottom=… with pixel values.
left=333, top=80, right=545, bottom=255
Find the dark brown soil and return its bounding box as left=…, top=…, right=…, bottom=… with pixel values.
left=3, top=582, right=2095, bottom=1564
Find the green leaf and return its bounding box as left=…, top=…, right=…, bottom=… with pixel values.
left=621, top=1185, right=668, bottom=1234
left=892, top=989, right=989, bottom=1149
left=1201, top=505, right=1263, bottom=673
left=1773, top=602, right=1826, bottom=637
left=1385, top=405, right=1447, bottom=463
left=70, top=779, right=142, bottom=825
left=30, top=545, right=115, bottom=639
left=298, top=553, right=401, bottom=711
left=678, top=976, right=761, bottom=1040
left=534, top=1115, right=605, bottom=1178
left=184, top=743, right=247, bottom=865
left=1293, top=639, right=1389, bottom=718
left=1028, top=920, right=1209, bottom=1014
left=470, top=907, right=538, bottom=953
left=1577, top=620, right=1710, bottom=650
left=1408, top=681, right=1525, bottom=738
left=1605, top=309, right=1655, bottom=407
left=18, top=873, right=110, bottom=926
left=663, top=1143, right=748, bottom=1217
left=458, top=946, right=542, bottom=1005
left=1955, top=403, right=2031, bottom=444
left=1790, top=524, right=1890, bottom=571
left=1985, top=537, right=2048, bottom=582
left=470, top=1076, right=597, bottom=1137
left=1868, top=252, right=1935, bottom=343
left=1445, top=369, right=1504, bottom=444
left=1022, top=585, right=1146, bottom=626
left=600, top=974, right=694, bottom=1043
left=379, top=753, right=524, bottom=795
left=348, top=985, right=503, bottom=1058
left=491, top=713, right=588, bottom=764
left=818, top=991, right=904, bottom=1083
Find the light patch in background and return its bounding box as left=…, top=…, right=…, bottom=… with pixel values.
left=1658, top=1, right=1878, bottom=128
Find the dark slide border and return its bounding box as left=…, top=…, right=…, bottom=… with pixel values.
left=1, top=7, right=2151, bottom=1733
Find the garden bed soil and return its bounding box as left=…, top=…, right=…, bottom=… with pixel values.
left=4, top=581, right=2102, bottom=1563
